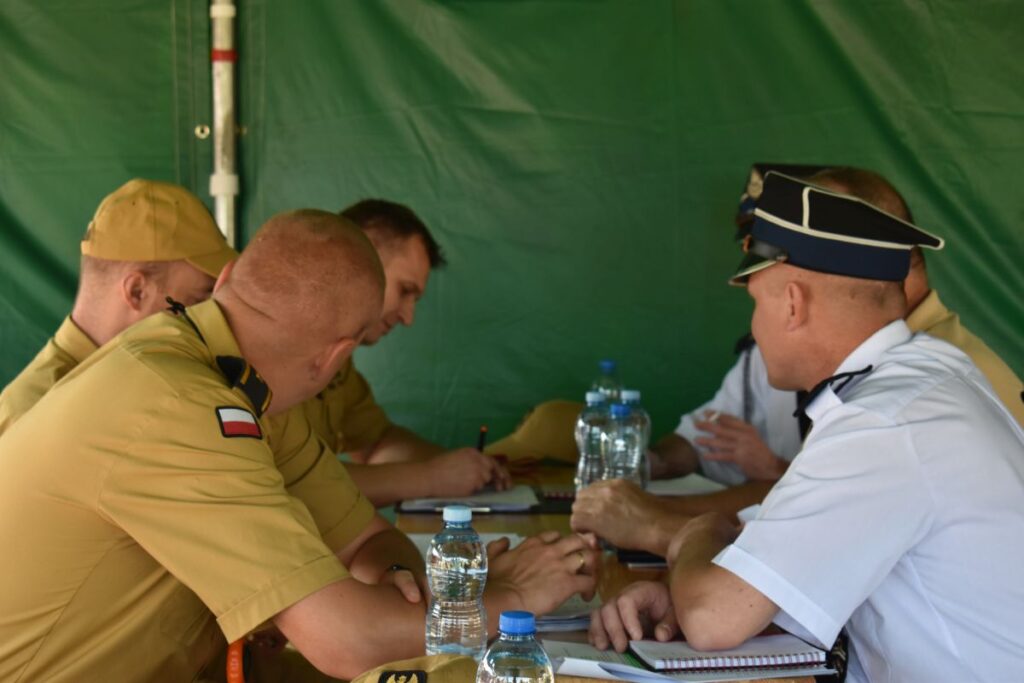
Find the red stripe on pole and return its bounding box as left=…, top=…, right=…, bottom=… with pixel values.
left=211, top=49, right=237, bottom=62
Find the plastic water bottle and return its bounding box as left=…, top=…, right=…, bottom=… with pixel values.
left=601, top=403, right=647, bottom=487
left=574, top=391, right=608, bottom=492
left=620, top=389, right=652, bottom=452
left=476, top=611, right=554, bottom=683
left=425, top=505, right=488, bottom=661
left=590, top=359, right=623, bottom=402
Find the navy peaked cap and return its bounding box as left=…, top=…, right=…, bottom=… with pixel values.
left=731, top=172, right=944, bottom=284
left=734, top=163, right=832, bottom=239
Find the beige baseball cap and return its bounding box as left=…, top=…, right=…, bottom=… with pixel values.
left=81, top=178, right=238, bottom=277
left=485, top=399, right=584, bottom=464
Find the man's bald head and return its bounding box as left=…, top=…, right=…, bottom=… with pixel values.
left=215, top=209, right=385, bottom=414
left=749, top=263, right=906, bottom=391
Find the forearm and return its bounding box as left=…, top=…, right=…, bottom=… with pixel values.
left=649, top=433, right=701, bottom=480
left=360, top=425, right=444, bottom=465
left=346, top=526, right=425, bottom=584
left=659, top=480, right=775, bottom=522
left=276, top=579, right=426, bottom=679
left=668, top=515, right=774, bottom=650
left=346, top=461, right=436, bottom=506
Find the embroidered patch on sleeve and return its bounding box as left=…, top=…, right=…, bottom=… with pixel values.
left=378, top=671, right=426, bottom=683
left=216, top=406, right=263, bottom=439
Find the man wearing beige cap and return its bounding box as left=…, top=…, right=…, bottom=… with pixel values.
left=0, top=178, right=238, bottom=435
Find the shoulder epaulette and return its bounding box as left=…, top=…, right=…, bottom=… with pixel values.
left=215, top=356, right=272, bottom=418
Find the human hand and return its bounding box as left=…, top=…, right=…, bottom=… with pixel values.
left=487, top=530, right=598, bottom=617
left=571, top=479, right=674, bottom=555
left=378, top=565, right=427, bottom=604
left=694, top=411, right=787, bottom=480
left=589, top=581, right=678, bottom=652
left=428, top=448, right=512, bottom=497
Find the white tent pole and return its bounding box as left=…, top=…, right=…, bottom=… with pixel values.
left=210, top=0, right=238, bottom=247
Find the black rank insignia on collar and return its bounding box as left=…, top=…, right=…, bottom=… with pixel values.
left=215, top=356, right=272, bottom=418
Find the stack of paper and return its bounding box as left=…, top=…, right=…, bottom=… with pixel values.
left=536, top=593, right=601, bottom=632
left=645, top=474, right=726, bottom=497
left=397, top=484, right=540, bottom=512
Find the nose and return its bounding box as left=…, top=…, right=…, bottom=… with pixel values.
left=398, top=300, right=416, bottom=327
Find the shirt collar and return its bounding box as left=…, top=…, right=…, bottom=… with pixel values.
left=805, top=319, right=912, bottom=422
left=905, top=289, right=951, bottom=333
left=182, top=299, right=244, bottom=361
left=55, top=316, right=99, bottom=364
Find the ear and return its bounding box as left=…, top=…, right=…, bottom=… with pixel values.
left=213, top=258, right=237, bottom=293
left=783, top=281, right=809, bottom=332
left=119, top=270, right=150, bottom=312
left=308, top=336, right=359, bottom=383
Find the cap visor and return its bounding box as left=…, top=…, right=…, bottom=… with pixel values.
left=187, top=244, right=239, bottom=278
left=728, top=252, right=778, bottom=286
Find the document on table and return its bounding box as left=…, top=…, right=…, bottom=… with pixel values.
left=536, top=593, right=601, bottom=632
left=397, top=484, right=540, bottom=512
left=406, top=533, right=524, bottom=559
left=645, top=474, right=726, bottom=497
left=544, top=640, right=634, bottom=680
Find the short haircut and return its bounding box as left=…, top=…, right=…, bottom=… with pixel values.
left=340, top=199, right=446, bottom=268
left=807, top=167, right=914, bottom=223
left=808, top=167, right=923, bottom=270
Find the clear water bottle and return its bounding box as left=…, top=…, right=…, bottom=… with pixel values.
left=590, top=359, right=623, bottom=402
left=574, top=391, right=608, bottom=492
left=425, top=505, right=488, bottom=661
left=620, top=389, right=652, bottom=452
left=601, top=403, right=647, bottom=487
left=476, top=611, right=554, bottom=683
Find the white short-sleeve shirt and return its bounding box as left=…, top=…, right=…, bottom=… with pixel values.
left=714, top=320, right=1024, bottom=683
left=675, top=344, right=804, bottom=485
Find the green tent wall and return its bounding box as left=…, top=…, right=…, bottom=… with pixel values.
left=2, top=1, right=1021, bottom=445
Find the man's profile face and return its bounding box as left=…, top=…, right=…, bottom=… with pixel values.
left=362, top=235, right=431, bottom=345
left=747, top=267, right=799, bottom=391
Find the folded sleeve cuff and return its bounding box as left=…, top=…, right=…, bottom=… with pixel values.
left=216, top=554, right=349, bottom=642
left=320, top=490, right=376, bottom=552
left=713, top=544, right=841, bottom=648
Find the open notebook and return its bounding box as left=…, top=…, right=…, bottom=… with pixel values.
left=396, top=484, right=539, bottom=512
left=630, top=634, right=827, bottom=671
left=546, top=635, right=834, bottom=682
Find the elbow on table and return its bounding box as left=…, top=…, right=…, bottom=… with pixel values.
left=674, top=596, right=753, bottom=652
left=300, top=641, right=386, bottom=681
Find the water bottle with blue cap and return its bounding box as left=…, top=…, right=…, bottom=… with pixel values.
left=590, top=359, right=623, bottom=402
left=425, top=505, right=488, bottom=660
left=574, top=391, right=608, bottom=492
left=476, top=611, right=554, bottom=683
left=601, top=402, right=646, bottom=486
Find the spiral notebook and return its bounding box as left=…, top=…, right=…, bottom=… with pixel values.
left=630, top=634, right=827, bottom=672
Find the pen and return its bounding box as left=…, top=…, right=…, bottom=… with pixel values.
left=476, top=424, right=488, bottom=451
left=706, top=410, right=721, bottom=423
left=432, top=506, right=492, bottom=513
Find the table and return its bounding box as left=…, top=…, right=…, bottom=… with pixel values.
left=396, top=467, right=812, bottom=683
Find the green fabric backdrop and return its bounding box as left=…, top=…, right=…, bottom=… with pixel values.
left=2, top=0, right=1021, bottom=445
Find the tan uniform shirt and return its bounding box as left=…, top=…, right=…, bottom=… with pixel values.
left=294, top=358, right=392, bottom=454
left=0, top=300, right=374, bottom=682
left=0, top=314, right=369, bottom=551
left=0, top=316, right=97, bottom=437
left=907, top=289, right=1024, bottom=426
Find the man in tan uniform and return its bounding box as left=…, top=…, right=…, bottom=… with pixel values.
left=572, top=166, right=1024, bottom=556
left=0, top=178, right=238, bottom=436
left=0, top=210, right=596, bottom=682
left=296, top=199, right=511, bottom=506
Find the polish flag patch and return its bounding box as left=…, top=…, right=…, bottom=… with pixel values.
left=216, top=406, right=262, bottom=439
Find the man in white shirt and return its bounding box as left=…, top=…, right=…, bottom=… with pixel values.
left=589, top=171, right=1024, bottom=682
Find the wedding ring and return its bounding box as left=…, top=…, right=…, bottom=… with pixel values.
left=575, top=550, right=586, bottom=572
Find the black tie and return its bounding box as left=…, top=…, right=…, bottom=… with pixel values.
left=794, top=365, right=874, bottom=441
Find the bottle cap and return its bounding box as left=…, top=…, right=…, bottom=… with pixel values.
left=610, top=403, right=630, bottom=418
left=584, top=391, right=605, bottom=404
left=598, top=359, right=616, bottom=374
left=499, top=610, right=536, bottom=635
left=620, top=389, right=641, bottom=402
left=442, top=505, right=472, bottom=523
